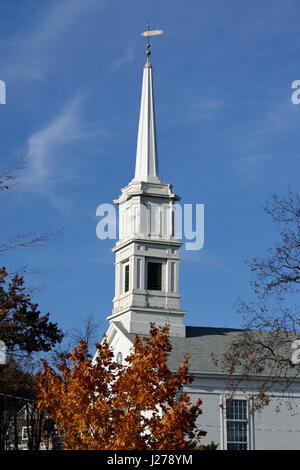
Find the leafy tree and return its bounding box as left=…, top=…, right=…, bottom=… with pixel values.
left=219, top=191, right=300, bottom=412
left=0, top=266, right=63, bottom=355
left=36, top=324, right=206, bottom=450
left=0, top=262, right=63, bottom=451
left=0, top=162, right=64, bottom=449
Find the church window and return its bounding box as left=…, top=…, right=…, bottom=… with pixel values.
left=171, top=208, right=175, bottom=237
left=116, top=352, right=123, bottom=365
left=170, top=262, right=175, bottom=292
left=147, top=262, right=162, bottom=290
left=226, top=399, right=248, bottom=450
left=124, top=264, right=130, bottom=292
left=136, top=258, right=141, bottom=289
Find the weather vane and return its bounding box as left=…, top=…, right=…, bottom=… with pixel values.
left=140, top=23, right=163, bottom=58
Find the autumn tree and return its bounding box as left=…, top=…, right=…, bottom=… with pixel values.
left=0, top=265, right=63, bottom=450
left=219, top=191, right=300, bottom=412
left=0, top=278, right=63, bottom=452
left=36, top=324, right=206, bottom=450
left=0, top=162, right=64, bottom=449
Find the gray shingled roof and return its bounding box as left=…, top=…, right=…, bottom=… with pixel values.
left=113, top=322, right=300, bottom=380
left=114, top=322, right=243, bottom=374
left=168, top=326, right=243, bottom=374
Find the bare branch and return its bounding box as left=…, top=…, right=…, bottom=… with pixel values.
left=219, top=191, right=300, bottom=413
left=0, top=229, right=63, bottom=255
left=0, top=161, right=25, bottom=198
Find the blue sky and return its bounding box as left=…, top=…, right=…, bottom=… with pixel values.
left=0, top=0, right=299, bottom=346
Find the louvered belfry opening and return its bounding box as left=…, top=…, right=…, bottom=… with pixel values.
left=147, top=262, right=162, bottom=290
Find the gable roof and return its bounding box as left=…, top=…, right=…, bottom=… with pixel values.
left=169, top=326, right=243, bottom=374
left=113, top=322, right=242, bottom=374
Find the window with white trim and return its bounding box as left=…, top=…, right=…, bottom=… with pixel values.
left=124, top=263, right=130, bottom=293
left=22, top=426, right=31, bottom=440
left=225, top=399, right=248, bottom=450
left=147, top=261, right=162, bottom=291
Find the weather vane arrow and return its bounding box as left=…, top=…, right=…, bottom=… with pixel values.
left=140, top=23, right=163, bottom=58
left=140, top=28, right=164, bottom=37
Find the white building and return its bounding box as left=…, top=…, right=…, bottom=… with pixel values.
left=100, top=42, right=300, bottom=450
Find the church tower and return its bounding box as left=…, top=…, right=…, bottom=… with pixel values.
left=107, top=35, right=186, bottom=337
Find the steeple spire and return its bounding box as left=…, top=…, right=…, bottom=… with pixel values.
left=134, top=25, right=163, bottom=181
left=134, top=61, right=159, bottom=180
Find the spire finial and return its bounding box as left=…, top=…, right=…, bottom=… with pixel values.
left=140, top=23, right=163, bottom=63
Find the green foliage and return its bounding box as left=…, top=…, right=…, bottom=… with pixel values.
left=188, top=440, right=218, bottom=450
left=0, top=266, right=63, bottom=354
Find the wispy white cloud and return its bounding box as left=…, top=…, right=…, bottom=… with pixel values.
left=16, top=93, right=112, bottom=213
left=18, top=94, right=98, bottom=199
left=1, top=0, right=104, bottom=81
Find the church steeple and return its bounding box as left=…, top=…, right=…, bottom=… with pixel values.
left=107, top=28, right=186, bottom=338
left=134, top=59, right=159, bottom=181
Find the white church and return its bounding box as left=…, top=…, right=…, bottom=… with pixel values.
left=99, top=36, right=300, bottom=450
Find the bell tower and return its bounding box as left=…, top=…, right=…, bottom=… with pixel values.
left=107, top=29, right=186, bottom=337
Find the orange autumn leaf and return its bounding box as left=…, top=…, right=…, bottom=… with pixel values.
left=36, top=323, right=206, bottom=450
